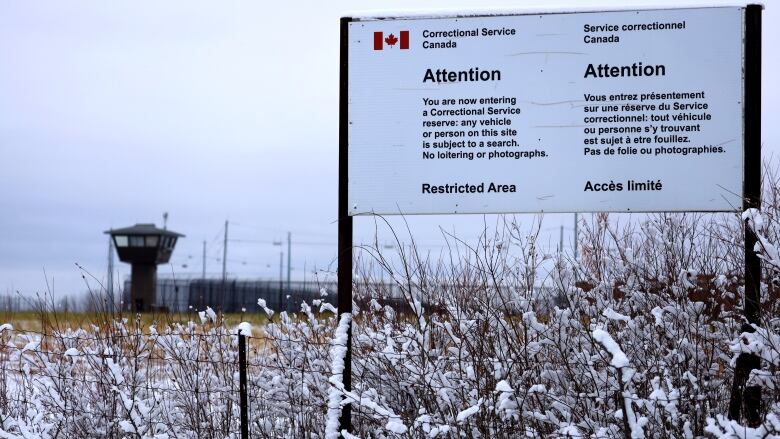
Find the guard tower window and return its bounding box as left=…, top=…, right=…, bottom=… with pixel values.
left=129, top=236, right=145, bottom=247
left=145, top=236, right=159, bottom=247
left=169, top=237, right=177, bottom=248
left=114, top=236, right=128, bottom=247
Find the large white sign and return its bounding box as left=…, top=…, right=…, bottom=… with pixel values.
left=347, top=7, right=745, bottom=215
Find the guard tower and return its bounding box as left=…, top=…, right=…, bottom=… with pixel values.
left=105, top=224, right=184, bottom=312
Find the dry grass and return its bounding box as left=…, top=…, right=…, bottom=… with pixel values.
left=0, top=310, right=273, bottom=336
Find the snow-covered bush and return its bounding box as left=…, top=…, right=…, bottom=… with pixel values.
left=2, top=175, right=780, bottom=437
left=0, top=311, right=245, bottom=438
left=337, top=212, right=764, bottom=438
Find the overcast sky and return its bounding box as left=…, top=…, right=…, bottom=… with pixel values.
left=0, top=0, right=777, bottom=298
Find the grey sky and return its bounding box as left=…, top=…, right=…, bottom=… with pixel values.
left=0, top=0, right=777, bottom=298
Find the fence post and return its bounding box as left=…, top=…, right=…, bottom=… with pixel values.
left=238, top=333, right=249, bottom=439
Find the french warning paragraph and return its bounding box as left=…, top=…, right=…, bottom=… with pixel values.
left=582, top=90, right=724, bottom=157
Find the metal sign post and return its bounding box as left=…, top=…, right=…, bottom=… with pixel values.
left=728, top=3, right=762, bottom=426
left=338, top=16, right=354, bottom=435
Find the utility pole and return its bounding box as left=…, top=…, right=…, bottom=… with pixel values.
left=279, top=251, right=284, bottom=311
left=287, top=231, right=292, bottom=295
left=222, top=220, right=228, bottom=311
left=574, top=213, right=579, bottom=260
left=559, top=225, right=564, bottom=253
left=200, top=240, right=206, bottom=311
left=222, top=221, right=228, bottom=283
left=107, top=235, right=115, bottom=312
left=202, top=240, right=207, bottom=279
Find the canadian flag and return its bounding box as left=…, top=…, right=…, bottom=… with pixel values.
left=373, top=31, right=409, bottom=50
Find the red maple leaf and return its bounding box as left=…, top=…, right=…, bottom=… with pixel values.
left=385, top=33, right=398, bottom=47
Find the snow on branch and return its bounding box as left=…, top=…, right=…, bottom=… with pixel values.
left=326, top=312, right=352, bottom=439
left=592, top=328, right=629, bottom=369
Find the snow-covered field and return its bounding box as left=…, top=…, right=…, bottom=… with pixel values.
left=2, top=208, right=780, bottom=438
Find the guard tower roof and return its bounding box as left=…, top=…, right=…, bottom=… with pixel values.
left=104, top=223, right=185, bottom=237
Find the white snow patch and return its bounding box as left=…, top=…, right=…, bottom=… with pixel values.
left=21, top=339, right=40, bottom=353
left=105, top=358, right=125, bottom=385
left=679, top=269, right=697, bottom=289
left=235, top=322, right=252, bottom=336
left=325, top=312, right=352, bottom=439
left=320, top=302, right=337, bottom=314
left=205, top=307, right=217, bottom=323
left=528, top=384, right=547, bottom=394
left=456, top=398, right=483, bottom=423
left=119, top=420, right=136, bottom=433
left=742, top=208, right=765, bottom=230
left=592, top=328, right=629, bottom=368
left=63, top=348, right=79, bottom=357
left=340, top=430, right=361, bottom=439
left=650, top=307, right=665, bottom=326
left=385, top=418, right=408, bottom=434
left=603, top=307, right=630, bottom=322
left=558, top=423, right=583, bottom=438
left=257, top=298, right=275, bottom=317
left=495, top=380, right=513, bottom=393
